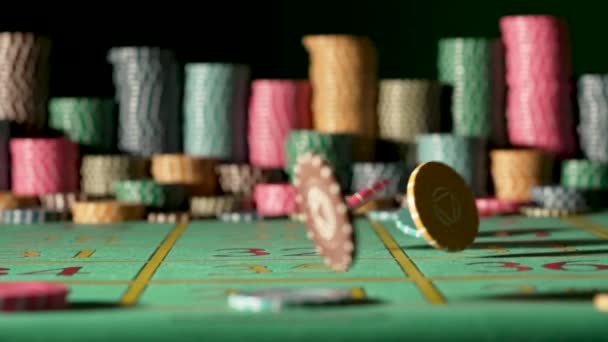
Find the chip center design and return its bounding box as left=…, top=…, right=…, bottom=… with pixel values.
left=432, top=187, right=461, bottom=226
left=307, top=186, right=337, bottom=241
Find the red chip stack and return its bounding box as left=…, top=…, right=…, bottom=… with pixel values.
left=254, top=183, right=296, bottom=217
left=10, top=137, right=79, bottom=196
left=500, top=15, right=576, bottom=157
left=248, top=80, right=311, bottom=168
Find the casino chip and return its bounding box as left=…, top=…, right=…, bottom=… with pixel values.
left=406, top=161, right=479, bottom=251
left=529, top=185, right=590, bottom=211
left=0, top=281, right=69, bottom=311
left=228, top=288, right=355, bottom=312
left=520, top=206, right=585, bottom=218
left=294, top=153, right=355, bottom=272
left=217, top=211, right=260, bottom=222
left=147, top=212, right=190, bottom=224
left=475, top=197, right=523, bottom=217
left=594, top=293, right=608, bottom=312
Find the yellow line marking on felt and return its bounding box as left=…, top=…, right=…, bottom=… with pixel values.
left=74, top=250, right=95, bottom=258
left=562, top=216, right=608, bottom=240
left=370, top=221, right=446, bottom=304
left=120, top=222, right=188, bottom=306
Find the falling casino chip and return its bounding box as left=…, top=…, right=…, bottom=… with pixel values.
left=406, top=161, right=479, bottom=251
left=294, top=153, right=355, bottom=272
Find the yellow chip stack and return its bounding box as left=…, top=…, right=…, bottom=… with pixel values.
left=71, top=200, right=145, bottom=224
left=151, top=154, right=218, bottom=196
left=490, top=149, right=553, bottom=201
left=302, top=35, right=378, bottom=161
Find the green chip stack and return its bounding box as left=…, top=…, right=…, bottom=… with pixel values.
left=417, top=134, right=487, bottom=196
left=49, top=97, right=115, bottom=152
left=114, top=179, right=186, bottom=210
left=183, top=63, right=250, bottom=162
left=285, top=130, right=352, bottom=189
left=561, top=160, right=608, bottom=190
left=438, top=38, right=496, bottom=139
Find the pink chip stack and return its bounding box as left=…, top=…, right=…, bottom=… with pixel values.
left=254, top=183, right=296, bottom=217
left=10, top=137, right=79, bottom=196
left=248, top=80, right=311, bottom=168
left=500, top=15, right=576, bottom=157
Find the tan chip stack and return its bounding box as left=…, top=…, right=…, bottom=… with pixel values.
left=303, top=35, right=378, bottom=161
left=377, top=79, right=442, bottom=165
left=190, top=195, right=243, bottom=218
left=490, top=149, right=553, bottom=201
left=0, top=33, right=51, bottom=128
left=71, top=201, right=145, bottom=224
left=151, top=154, right=218, bottom=196
left=81, top=155, right=149, bottom=197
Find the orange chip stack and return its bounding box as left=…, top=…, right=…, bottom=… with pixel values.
left=302, top=35, right=378, bottom=161
left=71, top=200, right=145, bottom=224
left=490, top=149, right=553, bottom=201
left=0, top=192, right=38, bottom=210
left=150, top=154, right=218, bottom=196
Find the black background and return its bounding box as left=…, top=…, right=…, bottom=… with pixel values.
left=5, top=1, right=608, bottom=97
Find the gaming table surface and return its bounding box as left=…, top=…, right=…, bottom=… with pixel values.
left=1, top=213, right=608, bottom=341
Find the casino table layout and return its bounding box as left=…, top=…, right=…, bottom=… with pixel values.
left=2, top=213, right=608, bottom=341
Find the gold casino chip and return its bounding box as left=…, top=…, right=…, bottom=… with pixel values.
left=406, top=161, right=479, bottom=251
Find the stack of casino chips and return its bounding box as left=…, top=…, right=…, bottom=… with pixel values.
left=561, top=160, right=608, bottom=193
left=500, top=15, right=576, bottom=157
left=48, top=97, right=115, bottom=152
left=183, top=63, right=250, bottom=162
left=302, top=35, right=377, bottom=161
left=253, top=183, right=296, bottom=217
left=151, top=154, right=218, bottom=196
left=10, top=137, right=79, bottom=196
left=71, top=200, right=145, bottom=224
left=0, top=32, right=51, bottom=128
left=377, top=79, right=441, bottom=165
left=351, top=162, right=408, bottom=199
left=0, top=121, right=9, bottom=190
left=248, top=79, right=311, bottom=168
left=577, top=75, right=608, bottom=162
left=114, top=179, right=186, bottom=210
left=80, top=155, right=148, bottom=197
left=285, top=130, right=352, bottom=189
left=490, top=149, right=553, bottom=202
left=438, top=38, right=503, bottom=140
left=416, top=134, right=487, bottom=196
left=108, top=47, right=181, bottom=156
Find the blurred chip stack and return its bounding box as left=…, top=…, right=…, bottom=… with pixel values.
left=248, top=79, right=311, bottom=168
left=302, top=35, right=378, bottom=161
left=183, top=63, right=250, bottom=162
left=417, top=134, right=487, bottom=196
left=490, top=149, right=553, bottom=202
left=500, top=15, right=576, bottom=157
left=437, top=38, right=497, bottom=139
left=151, top=154, right=218, bottom=196
left=0, top=121, right=10, bottom=190
left=10, top=138, right=79, bottom=196
left=48, top=97, right=115, bottom=152
left=108, top=47, right=181, bottom=157
left=80, top=155, right=148, bottom=197
left=0, top=32, right=51, bottom=128
left=285, top=130, right=352, bottom=189
left=377, top=79, right=441, bottom=165
left=577, top=75, right=608, bottom=162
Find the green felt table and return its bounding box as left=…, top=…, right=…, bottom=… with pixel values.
left=1, top=212, right=608, bottom=341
